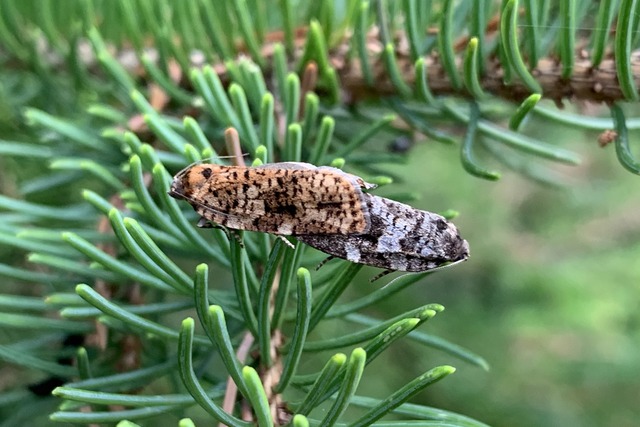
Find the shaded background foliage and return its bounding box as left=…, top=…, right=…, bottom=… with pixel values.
left=1, top=1, right=639, bottom=426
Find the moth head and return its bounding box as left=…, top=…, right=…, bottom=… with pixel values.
left=457, top=238, right=470, bottom=261
left=432, top=217, right=470, bottom=264
left=168, top=164, right=214, bottom=200
left=444, top=224, right=470, bottom=263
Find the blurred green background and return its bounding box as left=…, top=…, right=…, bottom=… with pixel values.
left=308, top=107, right=640, bottom=427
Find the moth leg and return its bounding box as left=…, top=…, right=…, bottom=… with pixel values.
left=222, top=228, right=245, bottom=248
left=315, top=255, right=336, bottom=271
left=277, top=235, right=296, bottom=249
left=369, top=269, right=393, bottom=282
left=197, top=217, right=212, bottom=228
left=197, top=217, right=225, bottom=230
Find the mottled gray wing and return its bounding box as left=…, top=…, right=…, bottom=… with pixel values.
left=296, top=194, right=469, bottom=272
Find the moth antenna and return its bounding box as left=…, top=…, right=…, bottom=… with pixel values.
left=225, top=228, right=244, bottom=247
left=424, top=258, right=468, bottom=272
left=315, top=255, right=336, bottom=271
left=196, top=217, right=224, bottom=229
left=276, top=235, right=295, bottom=249
left=214, top=153, right=249, bottom=161
left=173, top=163, right=196, bottom=179
left=197, top=217, right=212, bottom=228
left=375, top=258, right=468, bottom=288
left=376, top=272, right=413, bottom=290
left=369, top=269, right=393, bottom=283
left=173, top=154, right=250, bottom=179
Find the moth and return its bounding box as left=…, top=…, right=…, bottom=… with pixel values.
left=168, top=162, right=375, bottom=235
left=296, top=193, right=469, bottom=273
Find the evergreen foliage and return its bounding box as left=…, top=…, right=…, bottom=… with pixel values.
left=0, top=1, right=638, bottom=425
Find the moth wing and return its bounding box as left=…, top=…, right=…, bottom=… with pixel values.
left=216, top=166, right=371, bottom=233
left=176, top=164, right=371, bottom=235
left=258, top=163, right=377, bottom=190
left=316, top=166, right=377, bottom=190
left=193, top=204, right=271, bottom=232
